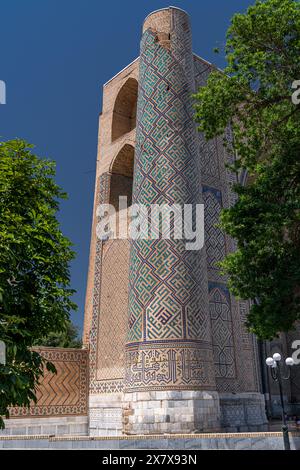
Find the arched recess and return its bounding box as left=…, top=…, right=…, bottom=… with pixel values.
left=109, top=144, right=134, bottom=213
left=111, top=78, right=138, bottom=142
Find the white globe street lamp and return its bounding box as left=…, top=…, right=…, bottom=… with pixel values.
left=265, top=352, right=295, bottom=451
left=285, top=357, right=295, bottom=367
left=273, top=353, right=282, bottom=362
left=266, top=357, right=276, bottom=367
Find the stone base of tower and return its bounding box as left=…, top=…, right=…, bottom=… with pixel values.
left=219, top=392, right=268, bottom=432
left=89, top=393, right=124, bottom=436
left=123, top=391, right=221, bottom=435
left=88, top=391, right=268, bottom=435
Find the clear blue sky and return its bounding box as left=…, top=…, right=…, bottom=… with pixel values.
left=0, top=0, right=254, bottom=334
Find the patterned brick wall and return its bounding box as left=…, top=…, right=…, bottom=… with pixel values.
left=96, top=239, right=129, bottom=382
left=9, top=348, right=88, bottom=418
left=88, top=172, right=126, bottom=394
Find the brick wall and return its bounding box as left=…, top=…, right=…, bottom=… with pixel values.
left=9, top=347, right=88, bottom=418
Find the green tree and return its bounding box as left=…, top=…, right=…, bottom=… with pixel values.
left=36, top=320, right=82, bottom=348
left=0, top=139, right=76, bottom=427
left=194, top=0, right=300, bottom=339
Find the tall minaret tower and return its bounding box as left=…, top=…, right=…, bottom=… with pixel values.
left=84, top=6, right=267, bottom=437
left=124, top=7, right=220, bottom=434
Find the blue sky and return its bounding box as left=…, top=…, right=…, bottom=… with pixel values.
left=0, top=0, right=255, bottom=333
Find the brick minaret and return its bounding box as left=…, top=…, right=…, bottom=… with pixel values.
left=124, top=7, right=220, bottom=434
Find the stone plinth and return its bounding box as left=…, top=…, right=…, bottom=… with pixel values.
left=220, top=393, right=268, bottom=432
left=123, top=391, right=220, bottom=435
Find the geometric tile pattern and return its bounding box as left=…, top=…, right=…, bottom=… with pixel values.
left=203, top=186, right=226, bottom=271
left=125, top=11, right=215, bottom=392
left=199, top=137, right=220, bottom=180
left=239, top=301, right=253, bottom=350
left=194, top=54, right=260, bottom=395
left=209, top=283, right=236, bottom=379
left=9, top=348, right=88, bottom=417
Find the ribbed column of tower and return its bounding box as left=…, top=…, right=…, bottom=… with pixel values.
left=124, top=8, right=220, bottom=434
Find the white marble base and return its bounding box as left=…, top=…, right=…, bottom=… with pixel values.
left=89, top=393, right=123, bottom=436
left=1, top=433, right=300, bottom=450
left=0, top=415, right=88, bottom=436
left=123, top=390, right=221, bottom=434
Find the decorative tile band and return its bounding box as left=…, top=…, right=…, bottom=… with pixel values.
left=125, top=343, right=215, bottom=391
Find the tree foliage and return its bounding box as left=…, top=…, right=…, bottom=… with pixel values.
left=36, top=320, right=82, bottom=348
left=0, top=139, right=76, bottom=427
left=194, top=0, right=300, bottom=339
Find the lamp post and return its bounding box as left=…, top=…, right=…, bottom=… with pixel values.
left=266, top=353, right=295, bottom=451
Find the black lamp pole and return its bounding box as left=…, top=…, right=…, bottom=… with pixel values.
left=266, top=353, right=295, bottom=451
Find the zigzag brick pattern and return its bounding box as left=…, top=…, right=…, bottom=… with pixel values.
left=9, top=348, right=88, bottom=417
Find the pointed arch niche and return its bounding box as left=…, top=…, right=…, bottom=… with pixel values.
left=109, top=144, right=134, bottom=219
left=111, top=77, right=138, bottom=142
